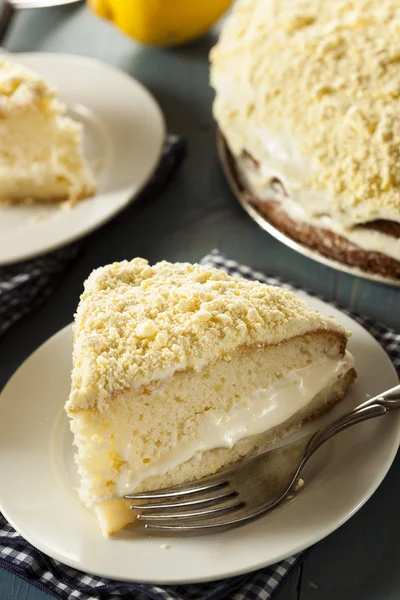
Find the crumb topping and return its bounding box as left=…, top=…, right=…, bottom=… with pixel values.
left=67, top=258, right=345, bottom=412
left=211, top=0, right=400, bottom=225
left=0, top=59, right=61, bottom=117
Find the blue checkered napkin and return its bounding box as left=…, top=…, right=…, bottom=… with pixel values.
left=1, top=251, right=399, bottom=600
left=0, top=515, right=300, bottom=600
left=0, top=134, right=187, bottom=337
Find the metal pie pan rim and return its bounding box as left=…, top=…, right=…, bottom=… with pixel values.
left=216, top=133, right=400, bottom=288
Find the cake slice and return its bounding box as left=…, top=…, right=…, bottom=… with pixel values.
left=0, top=58, right=96, bottom=205
left=65, top=258, right=356, bottom=536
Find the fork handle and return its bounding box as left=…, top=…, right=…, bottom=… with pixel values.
left=305, top=382, right=400, bottom=459
left=355, top=382, right=400, bottom=411
left=305, top=403, right=386, bottom=458
left=306, top=382, right=400, bottom=454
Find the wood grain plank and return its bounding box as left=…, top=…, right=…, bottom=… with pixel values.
left=0, top=571, right=52, bottom=600
left=333, top=273, right=400, bottom=330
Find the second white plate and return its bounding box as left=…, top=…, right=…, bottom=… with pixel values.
left=0, top=53, right=165, bottom=265
left=0, top=293, right=399, bottom=584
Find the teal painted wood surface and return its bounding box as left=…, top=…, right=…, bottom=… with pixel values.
left=0, top=3, right=399, bottom=600
left=0, top=571, right=52, bottom=600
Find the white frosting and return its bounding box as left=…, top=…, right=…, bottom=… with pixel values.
left=116, top=351, right=354, bottom=495
left=236, top=148, right=400, bottom=262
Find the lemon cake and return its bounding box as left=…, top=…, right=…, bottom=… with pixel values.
left=210, top=0, right=400, bottom=279
left=65, top=258, right=355, bottom=536
left=0, top=58, right=95, bottom=205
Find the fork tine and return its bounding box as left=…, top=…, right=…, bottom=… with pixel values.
left=129, top=490, right=237, bottom=511
left=125, top=479, right=229, bottom=500
left=143, top=513, right=249, bottom=532
left=137, top=501, right=245, bottom=522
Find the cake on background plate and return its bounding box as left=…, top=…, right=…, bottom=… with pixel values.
left=0, top=58, right=96, bottom=205
left=210, top=0, right=400, bottom=280
left=65, top=258, right=355, bottom=536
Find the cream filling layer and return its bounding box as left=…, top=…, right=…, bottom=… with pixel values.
left=117, top=351, right=354, bottom=496
left=236, top=151, right=400, bottom=262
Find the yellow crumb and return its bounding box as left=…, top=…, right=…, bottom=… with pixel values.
left=211, top=0, right=400, bottom=225
left=67, top=258, right=345, bottom=412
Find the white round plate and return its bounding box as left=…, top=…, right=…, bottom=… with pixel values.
left=0, top=294, right=399, bottom=584
left=0, top=53, right=165, bottom=265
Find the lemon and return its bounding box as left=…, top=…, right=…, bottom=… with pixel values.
left=88, top=0, right=232, bottom=47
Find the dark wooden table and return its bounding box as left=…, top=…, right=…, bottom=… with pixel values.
left=0, top=4, right=399, bottom=599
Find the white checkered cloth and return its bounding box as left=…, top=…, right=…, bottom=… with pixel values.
left=1, top=250, right=399, bottom=600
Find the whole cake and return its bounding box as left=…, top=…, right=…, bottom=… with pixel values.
left=210, top=0, right=400, bottom=279
left=0, top=59, right=95, bottom=205
left=65, top=258, right=355, bottom=536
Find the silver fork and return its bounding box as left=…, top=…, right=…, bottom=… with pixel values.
left=125, top=383, right=400, bottom=534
